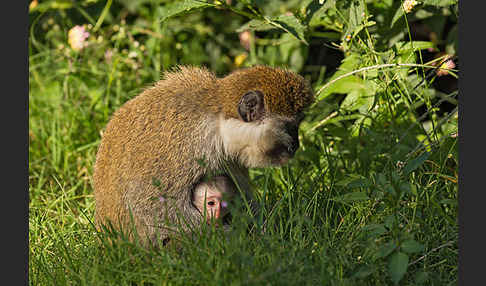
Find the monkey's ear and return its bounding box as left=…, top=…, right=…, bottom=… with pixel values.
left=237, top=90, right=265, bottom=122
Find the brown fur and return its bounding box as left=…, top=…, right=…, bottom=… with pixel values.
left=218, top=66, right=314, bottom=118
left=93, top=65, right=314, bottom=246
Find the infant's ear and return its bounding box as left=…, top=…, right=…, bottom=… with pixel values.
left=237, top=90, right=265, bottom=122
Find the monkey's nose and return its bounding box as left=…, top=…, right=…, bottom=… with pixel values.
left=288, top=139, right=299, bottom=156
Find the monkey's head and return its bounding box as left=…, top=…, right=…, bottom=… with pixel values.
left=218, top=66, right=315, bottom=167
left=193, top=177, right=235, bottom=224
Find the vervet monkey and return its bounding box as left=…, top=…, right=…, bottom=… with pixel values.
left=93, top=65, right=314, bottom=246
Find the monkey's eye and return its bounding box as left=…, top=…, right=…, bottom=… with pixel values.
left=207, top=201, right=216, bottom=206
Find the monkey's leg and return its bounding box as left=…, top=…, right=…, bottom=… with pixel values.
left=120, top=180, right=182, bottom=246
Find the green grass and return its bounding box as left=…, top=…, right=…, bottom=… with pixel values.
left=29, top=0, right=458, bottom=285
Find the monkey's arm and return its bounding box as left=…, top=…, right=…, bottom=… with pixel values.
left=222, top=161, right=259, bottom=218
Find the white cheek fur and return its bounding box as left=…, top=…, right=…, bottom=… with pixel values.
left=217, top=116, right=286, bottom=167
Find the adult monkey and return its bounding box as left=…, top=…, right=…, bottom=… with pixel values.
left=93, top=65, right=314, bottom=246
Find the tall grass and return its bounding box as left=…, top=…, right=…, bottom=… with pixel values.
left=29, top=0, right=458, bottom=285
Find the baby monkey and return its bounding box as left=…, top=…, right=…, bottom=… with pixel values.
left=192, top=176, right=236, bottom=226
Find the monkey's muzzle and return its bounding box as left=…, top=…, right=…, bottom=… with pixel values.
left=268, top=139, right=299, bottom=165
left=286, top=121, right=300, bottom=156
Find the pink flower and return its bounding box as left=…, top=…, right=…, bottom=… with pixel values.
left=221, top=201, right=228, bottom=208
left=68, top=25, right=90, bottom=52
left=239, top=30, right=251, bottom=51
left=104, top=49, right=113, bottom=63
left=437, top=58, right=455, bottom=77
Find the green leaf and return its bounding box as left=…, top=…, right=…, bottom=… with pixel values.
left=352, top=265, right=375, bottom=278
left=401, top=240, right=424, bottom=254
left=415, top=271, right=429, bottom=284
left=422, top=0, right=457, bottom=7
left=410, top=183, right=418, bottom=196
left=315, top=54, right=379, bottom=101
left=399, top=181, right=412, bottom=195
left=297, top=146, right=322, bottom=167
left=237, top=19, right=275, bottom=32
left=353, top=20, right=376, bottom=37
left=395, top=41, right=435, bottom=54
left=344, top=0, right=366, bottom=37
left=377, top=240, right=398, bottom=258
left=347, top=178, right=372, bottom=189
left=334, top=192, right=370, bottom=202
left=159, top=0, right=215, bottom=22
left=271, top=14, right=308, bottom=45
left=336, top=174, right=365, bottom=187
left=279, top=33, right=302, bottom=63
left=445, top=24, right=457, bottom=55
left=384, top=214, right=396, bottom=229
left=336, top=53, right=361, bottom=72
left=340, top=90, right=362, bottom=111
left=388, top=252, right=409, bottom=285
left=390, top=4, right=405, bottom=28
left=239, top=14, right=308, bottom=45
left=362, top=224, right=387, bottom=238
left=350, top=116, right=372, bottom=137
left=415, top=9, right=435, bottom=20
left=439, top=198, right=457, bottom=206
left=118, top=0, right=153, bottom=13
left=308, top=0, right=336, bottom=27
left=403, top=152, right=430, bottom=176
left=376, top=172, right=388, bottom=186
left=384, top=185, right=396, bottom=197
left=340, top=88, right=375, bottom=112
left=318, top=76, right=365, bottom=100
left=289, top=48, right=305, bottom=71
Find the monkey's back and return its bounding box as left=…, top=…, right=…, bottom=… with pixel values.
left=93, top=66, right=224, bottom=235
